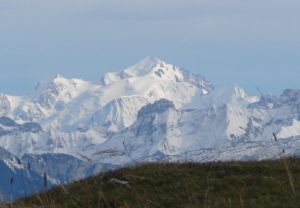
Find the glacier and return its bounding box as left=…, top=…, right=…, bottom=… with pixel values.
left=0, top=57, right=300, bottom=201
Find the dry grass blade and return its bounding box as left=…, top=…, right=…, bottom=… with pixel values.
left=283, top=158, right=296, bottom=196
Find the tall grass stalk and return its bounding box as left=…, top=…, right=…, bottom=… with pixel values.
left=283, top=158, right=296, bottom=196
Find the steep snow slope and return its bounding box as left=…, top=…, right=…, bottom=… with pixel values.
left=2, top=84, right=300, bottom=165
left=0, top=147, right=49, bottom=202
left=107, top=56, right=209, bottom=102
left=0, top=117, right=107, bottom=158
left=91, top=87, right=300, bottom=166
left=1, top=58, right=300, bottom=202
left=0, top=59, right=300, bottom=164
left=0, top=57, right=213, bottom=158
left=0, top=57, right=212, bottom=134
left=91, top=96, right=149, bottom=132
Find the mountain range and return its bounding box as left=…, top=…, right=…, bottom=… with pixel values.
left=0, top=57, right=300, bottom=201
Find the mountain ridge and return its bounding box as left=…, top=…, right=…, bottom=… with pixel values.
left=0, top=57, right=300, bottom=201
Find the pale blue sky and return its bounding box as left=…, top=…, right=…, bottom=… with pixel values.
left=0, top=0, right=300, bottom=95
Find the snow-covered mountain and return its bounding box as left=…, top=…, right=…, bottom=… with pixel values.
left=0, top=57, right=213, bottom=156
left=1, top=57, right=300, bottom=201
left=0, top=147, right=51, bottom=202
left=91, top=87, right=300, bottom=167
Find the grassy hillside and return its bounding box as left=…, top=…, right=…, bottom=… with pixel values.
left=6, top=158, right=300, bottom=208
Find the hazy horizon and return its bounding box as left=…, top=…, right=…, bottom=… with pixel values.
left=1, top=0, right=299, bottom=95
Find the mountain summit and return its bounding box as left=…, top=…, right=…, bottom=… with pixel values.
left=0, top=58, right=300, bottom=201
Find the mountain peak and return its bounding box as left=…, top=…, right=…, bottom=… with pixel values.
left=34, top=74, right=68, bottom=91
left=103, top=57, right=211, bottom=87
left=52, top=74, right=71, bottom=85
left=138, top=56, right=164, bottom=65
left=54, top=73, right=64, bottom=79
left=124, top=56, right=165, bottom=77
left=101, top=57, right=169, bottom=85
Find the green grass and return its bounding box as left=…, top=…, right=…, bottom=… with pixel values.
left=6, top=158, right=300, bottom=208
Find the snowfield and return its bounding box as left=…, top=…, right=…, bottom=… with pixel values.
left=0, top=57, right=300, bottom=201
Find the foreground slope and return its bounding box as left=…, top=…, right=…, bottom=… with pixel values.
left=12, top=159, right=300, bottom=208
